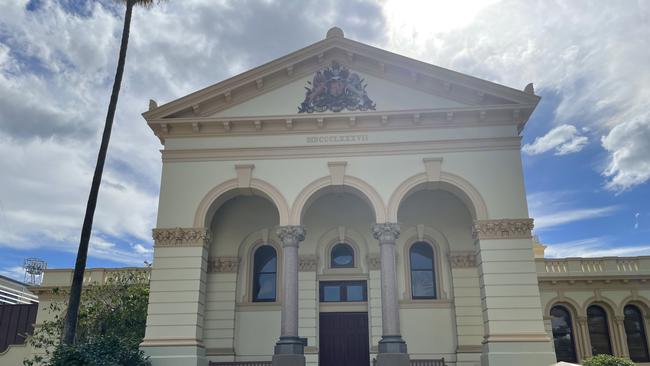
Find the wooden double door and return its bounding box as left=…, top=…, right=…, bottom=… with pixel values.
left=319, top=312, right=370, bottom=366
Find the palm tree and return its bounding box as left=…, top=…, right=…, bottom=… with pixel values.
left=63, top=0, right=158, bottom=345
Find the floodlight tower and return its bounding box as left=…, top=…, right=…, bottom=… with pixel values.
left=23, top=258, right=47, bottom=285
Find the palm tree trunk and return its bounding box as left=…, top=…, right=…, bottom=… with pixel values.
left=63, top=0, right=134, bottom=345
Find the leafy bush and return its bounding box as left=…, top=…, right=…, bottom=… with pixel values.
left=582, top=354, right=636, bottom=366
left=50, top=336, right=149, bottom=366
left=24, top=269, right=151, bottom=366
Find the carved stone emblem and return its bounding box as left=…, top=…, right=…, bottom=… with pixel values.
left=152, top=227, right=211, bottom=247
left=298, top=61, right=376, bottom=113
left=472, top=219, right=534, bottom=240
left=207, top=257, right=240, bottom=273
left=367, top=253, right=381, bottom=270
left=449, top=251, right=477, bottom=268
left=299, top=255, right=318, bottom=271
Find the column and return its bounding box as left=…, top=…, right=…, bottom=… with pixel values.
left=614, top=316, right=629, bottom=358
left=141, top=227, right=210, bottom=366
left=272, top=226, right=306, bottom=366
left=474, top=219, right=556, bottom=366
left=372, top=223, right=410, bottom=366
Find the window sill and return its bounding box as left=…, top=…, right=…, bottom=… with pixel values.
left=398, top=298, right=453, bottom=309
left=236, top=301, right=282, bottom=311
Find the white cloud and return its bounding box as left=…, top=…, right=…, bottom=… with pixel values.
left=602, top=112, right=650, bottom=191
left=0, top=0, right=387, bottom=268
left=522, top=124, right=588, bottom=156
left=545, top=237, right=650, bottom=258
left=383, top=1, right=650, bottom=189
left=527, top=191, right=618, bottom=230
left=534, top=206, right=618, bottom=230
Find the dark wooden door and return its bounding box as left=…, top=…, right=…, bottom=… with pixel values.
left=319, top=312, right=370, bottom=366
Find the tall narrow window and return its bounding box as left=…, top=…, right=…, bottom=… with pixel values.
left=550, top=305, right=578, bottom=363
left=330, top=243, right=354, bottom=268
left=252, top=245, right=277, bottom=302
left=624, top=305, right=650, bottom=362
left=409, top=241, right=436, bottom=299
left=587, top=305, right=613, bottom=355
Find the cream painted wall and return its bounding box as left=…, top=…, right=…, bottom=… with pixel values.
left=210, top=71, right=469, bottom=118
left=156, top=147, right=529, bottom=229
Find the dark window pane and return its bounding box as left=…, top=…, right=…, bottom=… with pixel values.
left=410, top=242, right=434, bottom=270
left=253, top=246, right=277, bottom=302
left=323, top=285, right=341, bottom=302
left=411, top=270, right=435, bottom=298
left=624, top=305, right=650, bottom=362
left=254, top=273, right=276, bottom=301
left=346, top=284, right=364, bottom=301
left=550, top=306, right=577, bottom=363
left=331, top=243, right=354, bottom=268
left=587, top=305, right=613, bottom=355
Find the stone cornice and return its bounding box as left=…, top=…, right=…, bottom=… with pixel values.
left=207, top=256, right=240, bottom=273
left=472, top=219, right=534, bottom=240
left=161, top=137, right=522, bottom=163
left=299, top=255, right=318, bottom=272
left=449, top=251, right=477, bottom=268
left=147, top=105, right=534, bottom=142
left=152, top=227, right=211, bottom=247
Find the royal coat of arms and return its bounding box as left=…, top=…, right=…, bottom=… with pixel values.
left=298, top=61, right=376, bottom=113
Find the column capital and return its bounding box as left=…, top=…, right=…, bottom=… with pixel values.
left=372, top=223, right=400, bottom=244
left=472, top=218, right=534, bottom=240
left=277, top=225, right=306, bottom=247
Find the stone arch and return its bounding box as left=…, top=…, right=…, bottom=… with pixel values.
left=584, top=296, right=621, bottom=317
left=316, top=226, right=369, bottom=273
left=194, top=178, right=290, bottom=227
left=618, top=294, right=650, bottom=316
left=290, top=175, right=387, bottom=225
left=545, top=296, right=585, bottom=318
left=387, top=172, right=489, bottom=222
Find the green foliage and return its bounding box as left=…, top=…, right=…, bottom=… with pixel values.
left=50, top=336, right=149, bottom=366
left=24, top=270, right=151, bottom=366
left=582, top=354, right=636, bottom=366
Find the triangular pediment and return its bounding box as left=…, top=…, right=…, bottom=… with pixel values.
left=209, top=66, right=469, bottom=119
left=143, top=28, right=540, bottom=140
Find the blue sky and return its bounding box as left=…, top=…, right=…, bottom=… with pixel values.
left=0, top=0, right=648, bottom=280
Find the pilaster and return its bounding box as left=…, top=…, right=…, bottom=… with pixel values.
left=204, top=256, right=240, bottom=360
left=473, top=219, right=556, bottom=366
left=142, top=227, right=211, bottom=366
left=449, top=251, right=483, bottom=365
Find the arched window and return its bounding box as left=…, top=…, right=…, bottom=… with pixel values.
left=624, top=305, right=650, bottom=362
left=587, top=305, right=613, bottom=355
left=252, top=245, right=277, bottom=302
left=409, top=241, right=436, bottom=299
left=550, top=305, right=578, bottom=363
left=330, top=243, right=354, bottom=268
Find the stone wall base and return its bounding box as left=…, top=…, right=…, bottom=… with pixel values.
left=272, top=353, right=305, bottom=366
left=376, top=353, right=410, bottom=366
left=141, top=345, right=208, bottom=366
left=480, top=340, right=556, bottom=366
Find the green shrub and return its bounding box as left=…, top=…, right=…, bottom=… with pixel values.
left=582, top=354, right=636, bottom=366
left=24, top=269, right=151, bottom=366
left=50, top=336, right=149, bottom=366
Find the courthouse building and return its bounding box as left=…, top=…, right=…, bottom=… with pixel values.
left=135, top=28, right=650, bottom=366
left=2, top=27, right=649, bottom=366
